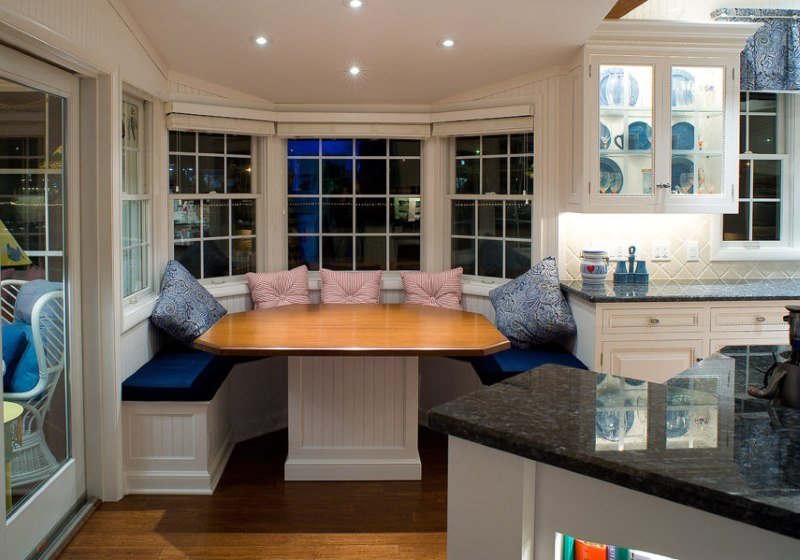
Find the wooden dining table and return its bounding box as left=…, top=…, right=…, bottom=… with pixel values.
left=195, top=303, right=509, bottom=481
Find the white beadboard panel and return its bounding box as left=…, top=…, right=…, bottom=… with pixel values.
left=297, top=356, right=410, bottom=448
left=418, top=356, right=484, bottom=426
left=123, top=378, right=235, bottom=494
left=128, top=412, right=195, bottom=459
left=286, top=355, right=421, bottom=480
left=0, top=0, right=167, bottom=94
left=463, top=294, right=496, bottom=324
left=119, top=317, right=160, bottom=381
left=216, top=292, right=253, bottom=313
left=230, top=357, right=289, bottom=442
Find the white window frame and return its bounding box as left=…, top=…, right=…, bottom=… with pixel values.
left=712, top=93, right=800, bottom=261
left=121, top=94, right=153, bottom=303
left=446, top=131, right=535, bottom=280
left=167, top=131, right=258, bottom=280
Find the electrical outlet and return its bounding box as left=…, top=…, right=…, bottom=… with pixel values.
left=686, top=240, right=699, bottom=262
left=651, top=240, right=671, bottom=262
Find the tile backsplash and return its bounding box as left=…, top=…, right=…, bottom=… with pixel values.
left=559, top=213, right=800, bottom=281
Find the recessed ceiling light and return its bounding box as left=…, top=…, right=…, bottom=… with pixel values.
left=344, top=0, right=364, bottom=8
left=252, top=35, right=269, bottom=47
left=348, top=65, right=361, bottom=76
left=439, top=38, right=456, bottom=48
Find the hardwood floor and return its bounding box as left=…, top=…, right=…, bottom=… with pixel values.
left=58, top=427, right=448, bottom=559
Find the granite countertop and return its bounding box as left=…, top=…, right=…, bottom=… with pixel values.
left=561, top=278, right=800, bottom=303
left=428, top=354, right=800, bottom=540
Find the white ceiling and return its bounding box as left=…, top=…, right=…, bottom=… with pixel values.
left=120, top=0, right=616, bottom=105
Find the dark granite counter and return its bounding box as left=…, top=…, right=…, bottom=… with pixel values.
left=428, top=352, right=800, bottom=540
left=561, top=278, right=800, bottom=303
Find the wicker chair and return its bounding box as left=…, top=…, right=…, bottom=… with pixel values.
left=2, top=280, right=66, bottom=486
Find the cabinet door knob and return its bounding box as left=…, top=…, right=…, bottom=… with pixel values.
left=649, top=317, right=660, bottom=325
left=756, top=316, right=766, bottom=323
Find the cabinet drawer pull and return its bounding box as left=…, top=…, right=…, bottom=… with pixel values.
left=756, top=316, right=766, bottom=323
left=649, top=318, right=660, bottom=325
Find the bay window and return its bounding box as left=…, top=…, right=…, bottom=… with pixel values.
left=287, top=138, right=422, bottom=271
left=449, top=132, right=534, bottom=278
left=122, top=96, right=151, bottom=299
left=168, top=131, right=256, bottom=278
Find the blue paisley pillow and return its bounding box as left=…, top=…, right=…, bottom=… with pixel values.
left=151, top=260, right=227, bottom=344
left=489, top=257, right=576, bottom=348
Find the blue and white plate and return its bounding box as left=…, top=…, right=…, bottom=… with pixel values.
left=599, top=67, right=639, bottom=107
left=671, top=156, right=694, bottom=194
left=627, top=121, right=652, bottom=150
left=599, top=122, right=611, bottom=150
left=671, top=121, right=694, bottom=150
left=599, top=157, right=624, bottom=194
left=671, top=68, right=695, bottom=108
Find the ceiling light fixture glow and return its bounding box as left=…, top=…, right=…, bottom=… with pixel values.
left=439, top=38, right=456, bottom=48
left=349, top=65, right=361, bottom=76
left=252, top=35, right=269, bottom=46
left=345, top=0, right=364, bottom=8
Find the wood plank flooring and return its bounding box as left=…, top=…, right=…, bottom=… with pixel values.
left=58, top=427, right=448, bottom=559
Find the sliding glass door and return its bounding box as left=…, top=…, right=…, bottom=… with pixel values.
left=0, top=44, right=84, bottom=560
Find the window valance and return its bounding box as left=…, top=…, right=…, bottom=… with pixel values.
left=431, top=116, right=534, bottom=137
left=166, top=113, right=276, bottom=136
left=712, top=8, right=800, bottom=91
left=276, top=122, right=430, bottom=138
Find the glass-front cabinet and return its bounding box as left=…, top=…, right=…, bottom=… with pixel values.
left=569, top=20, right=760, bottom=213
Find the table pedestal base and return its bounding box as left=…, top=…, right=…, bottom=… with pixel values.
left=286, top=356, right=421, bottom=481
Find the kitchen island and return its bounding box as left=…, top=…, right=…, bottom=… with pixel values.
left=428, top=350, right=800, bottom=559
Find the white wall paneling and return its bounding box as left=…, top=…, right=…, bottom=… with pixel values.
left=286, top=355, right=421, bottom=481
left=122, top=375, right=234, bottom=495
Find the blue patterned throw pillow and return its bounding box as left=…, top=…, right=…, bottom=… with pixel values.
left=151, top=260, right=227, bottom=344
left=489, top=257, right=576, bottom=348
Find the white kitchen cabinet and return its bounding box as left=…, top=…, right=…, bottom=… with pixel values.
left=568, top=297, right=792, bottom=383
left=567, top=20, right=759, bottom=213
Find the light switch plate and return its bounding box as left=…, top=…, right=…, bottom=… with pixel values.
left=686, top=240, right=699, bottom=262
left=651, top=240, right=671, bottom=261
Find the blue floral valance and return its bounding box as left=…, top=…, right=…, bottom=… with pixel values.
left=712, top=8, right=800, bottom=91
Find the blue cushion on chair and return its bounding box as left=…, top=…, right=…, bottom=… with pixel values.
left=2, top=322, right=29, bottom=389
left=489, top=256, right=576, bottom=349
left=13, top=280, right=62, bottom=324
left=468, top=345, right=587, bottom=386
left=121, top=345, right=236, bottom=402
left=150, top=260, right=227, bottom=344
left=9, top=334, right=39, bottom=393
left=3, top=322, right=39, bottom=393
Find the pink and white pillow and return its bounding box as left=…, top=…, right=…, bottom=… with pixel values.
left=246, top=266, right=310, bottom=309
left=400, top=267, right=463, bottom=310
left=320, top=269, right=382, bottom=304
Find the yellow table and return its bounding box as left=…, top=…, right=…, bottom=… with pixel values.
left=4, top=401, right=23, bottom=511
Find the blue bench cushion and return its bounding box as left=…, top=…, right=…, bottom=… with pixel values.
left=122, top=345, right=237, bottom=402
left=467, top=344, right=587, bottom=385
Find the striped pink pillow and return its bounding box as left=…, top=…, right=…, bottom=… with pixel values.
left=320, top=269, right=382, bottom=304
left=246, top=266, right=310, bottom=309
left=400, top=268, right=463, bottom=310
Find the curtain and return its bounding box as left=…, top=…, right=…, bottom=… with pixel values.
left=712, top=8, right=800, bottom=91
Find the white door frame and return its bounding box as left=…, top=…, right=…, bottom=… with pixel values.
left=0, top=42, right=86, bottom=560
